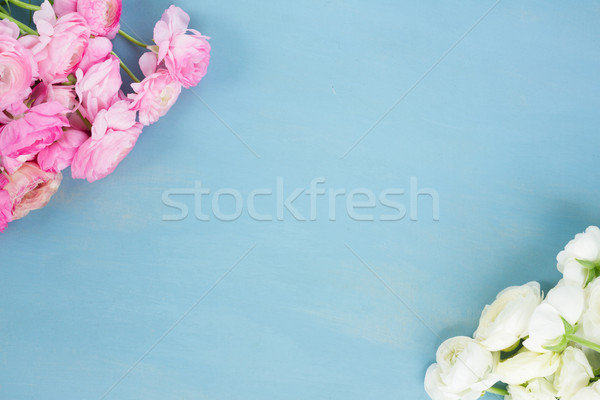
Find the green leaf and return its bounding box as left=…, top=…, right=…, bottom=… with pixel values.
left=543, top=335, right=568, bottom=352
left=562, top=317, right=575, bottom=336
left=577, top=258, right=598, bottom=270
left=585, top=268, right=598, bottom=288
left=500, top=340, right=524, bottom=360
left=502, top=341, right=521, bottom=353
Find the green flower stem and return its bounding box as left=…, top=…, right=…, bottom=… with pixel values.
left=7, top=0, right=39, bottom=11
left=59, top=74, right=76, bottom=86
left=486, top=386, right=509, bottom=396
left=118, top=29, right=148, bottom=48
left=569, top=335, right=600, bottom=354
left=0, top=11, right=37, bottom=35
left=75, top=109, right=92, bottom=130
left=110, top=51, right=141, bottom=83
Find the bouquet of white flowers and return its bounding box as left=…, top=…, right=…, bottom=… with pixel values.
left=425, top=226, right=600, bottom=400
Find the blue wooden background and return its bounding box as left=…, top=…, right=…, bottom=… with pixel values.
left=1, top=0, right=600, bottom=398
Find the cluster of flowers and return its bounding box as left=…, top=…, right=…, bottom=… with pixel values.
left=0, top=0, right=210, bottom=232
left=425, top=226, right=600, bottom=400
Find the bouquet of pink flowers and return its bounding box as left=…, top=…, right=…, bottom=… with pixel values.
left=0, top=0, right=210, bottom=232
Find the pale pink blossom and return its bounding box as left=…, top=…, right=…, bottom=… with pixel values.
left=52, top=0, right=77, bottom=16
left=0, top=20, right=37, bottom=111
left=38, top=129, right=90, bottom=172
left=54, top=0, right=121, bottom=38
left=0, top=101, right=70, bottom=174
left=138, top=51, right=158, bottom=77
left=153, top=5, right=210, bottom=88
left=0, top=162, right=62, bottom=221
left=28, top=1, right=91, bottom=84
left=0, top=18, right=20, bottom=38
left=129, top=69, right=181, bottom=125
left=75, top=55, right=121, bottom=121
left=71, top=100, right=142, bottom=182
left=78, top=36, right=112, bottom=73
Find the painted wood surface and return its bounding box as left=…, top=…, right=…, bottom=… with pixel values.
left=1, top=1, right=599, bottom=398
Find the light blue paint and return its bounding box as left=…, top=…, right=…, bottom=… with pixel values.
left=1, top=0, right=599, bottom=399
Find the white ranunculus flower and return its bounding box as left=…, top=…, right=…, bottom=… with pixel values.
left=424, top=336, right=498, bottom=400
left=523, top=279, right=584, bottom=353
left=474, top=282, right=541, bottom=351
left=424, top=364, right=457, bottom=400
left=496, top=349, right=560, bottom=385
left=526, top=378, right=558, bottom=397
left=522, top=303, right=564, bottom=353
left=554, top=346, right=594, bottom=399
left=505, top=378, right=557, bottom=400
left=583, top=277, right=600, bottom=343
left=557, top=226, right=600, bottom=286
left=571, top=380, right=600, bottom=400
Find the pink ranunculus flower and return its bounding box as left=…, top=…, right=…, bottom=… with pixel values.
left=38, top=128, right=90, bottom=172
left=1, top=161, right=62, bottom=222
left=76, top=0, right=121, bottom=38
left=0, top=102, right=29, bottom=125
left=71, top=100, right=142, bottom=182
left=0, top=175, right=12, bottom=232
left=30, top=82, right=79, bottom=111
left=75, top=55, right=121, bottom=121
left=78, top=36, right=112, bottom=73
left=153, top=5, right=210, bottom=88
left=128, top=68, right=182, bottom=126
left=0, top=20, right=37, bottom=111
left=0, top=101, right=70, bottom=174
left=0, top=18, right=20, bottom=38
left=28, top=1, right=91, bottom=84
left=0, top=101, right=69, bottom=169
left=52, top=0, right=77, bottom=16
left=54, top=0, right=121, bottom=38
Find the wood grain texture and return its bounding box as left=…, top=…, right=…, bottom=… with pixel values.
left=1, top=0, right=600, bottom=398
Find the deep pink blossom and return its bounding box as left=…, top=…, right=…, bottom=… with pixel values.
left=0, top=101, right=70, bottom=174
left=153, top=5, right=210, bottom=88
left=71, top=100, right=142, bottom=182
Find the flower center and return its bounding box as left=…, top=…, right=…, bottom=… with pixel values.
left=0, top=63, right=13, bottom=93
left=103, top=1, right=117, bottom=24
left=159, top=86, right=175, bottom=107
